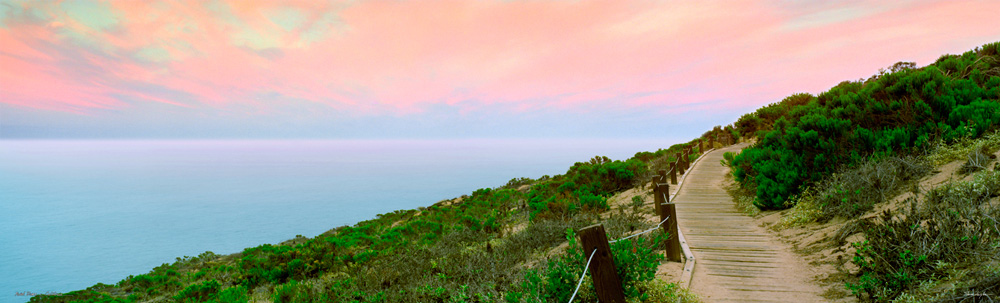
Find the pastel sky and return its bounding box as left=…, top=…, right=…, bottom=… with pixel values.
left=1, top=0, right=998, bottom=139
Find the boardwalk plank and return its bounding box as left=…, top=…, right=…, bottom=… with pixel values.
left=673, top=144, right=825, bottom=302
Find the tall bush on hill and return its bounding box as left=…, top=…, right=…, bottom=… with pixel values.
left=731, top=41, right=1000, bottom=210
left=528, top=157, right=647, bottom=220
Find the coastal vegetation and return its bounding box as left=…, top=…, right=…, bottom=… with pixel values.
left=34, top=40, right=1000, bottom=303
left=31, top=137, right=714, bottom=302
left=731, top=42, right=1000, bottom=210
left=726, top=41, right=1000, bottom=302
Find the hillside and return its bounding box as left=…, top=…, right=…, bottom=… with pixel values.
left=724, top=41, right=1000, bottom=302
left=32, top=41, right=1000, bottom=303
left=31, top=136, right=719, bottom=303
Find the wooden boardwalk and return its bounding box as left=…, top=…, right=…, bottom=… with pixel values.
left=674, top=144, right=825, bottom=303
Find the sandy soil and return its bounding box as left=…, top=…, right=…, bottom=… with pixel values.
left=754, top=156, right=974, bottom=302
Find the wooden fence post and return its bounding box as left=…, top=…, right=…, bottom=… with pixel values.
left=651, top=174, right=663, bottom=216
left=680, top=151, right=685, bottom=172
left=578, top=225, right=627, bottom=303
left=682, top=149, right=690, bottom=171
left=687, top=149, right=692, bottom=169
left=653, top=178, right=664, bottom=219
left=669, top=162, right=678, bottom=184
left=684, top=151, right=691, bottom=173
left=655, top=183, right=681, bottom=262
left=658, top=170, right=667, bottom=191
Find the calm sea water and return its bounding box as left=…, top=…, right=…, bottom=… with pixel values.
left=0, top=138, right=672, bottom=302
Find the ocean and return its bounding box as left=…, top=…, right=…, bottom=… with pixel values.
left=0, top=138, right=672, bottom=302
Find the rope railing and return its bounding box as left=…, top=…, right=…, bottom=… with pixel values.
left=567, top=248, right=599, bottom=303
left=569, top=142, right=724, bottom=302
left=608, top=216, right=670, bottom=244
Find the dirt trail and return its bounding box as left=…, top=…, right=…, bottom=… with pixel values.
left=673, top=144, right=826, bottom=303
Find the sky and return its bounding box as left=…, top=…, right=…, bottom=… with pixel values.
left=1, top=0, right=998, bottom=139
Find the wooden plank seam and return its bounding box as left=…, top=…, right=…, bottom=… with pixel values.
left=669, top=147, right=716, bottom=290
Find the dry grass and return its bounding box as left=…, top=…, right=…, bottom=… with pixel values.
left=846, top=168, right=1000, bottom=301
left=774, top=186, right=823, bottom=230
left=724, top=174, right=760, bottom=216
left=814, top=155, right=931, bottom=221
left=928, top=130, right=1000, bottom=166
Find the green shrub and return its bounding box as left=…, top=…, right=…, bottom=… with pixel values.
left=732, top=42, right=1000, bottom=210
left=273, top=281, right=313, bottom=303
left=216, top=285, right=249, bottom=303
left=610, top=231, right=666, bottom=300
left=847, top=170, right=1000, bottom=301
left=174, top=279, right=220, bottom=303
left=544, top=250, right=587, bottom=302
left=528, top=157, right=646, bottom=219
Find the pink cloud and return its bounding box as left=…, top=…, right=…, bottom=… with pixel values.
left=1, top=0, right=998, bottom=119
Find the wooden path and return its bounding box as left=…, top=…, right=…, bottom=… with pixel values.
left=673, top=144, right=825, bottom=303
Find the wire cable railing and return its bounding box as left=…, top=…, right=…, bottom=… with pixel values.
left=567, top=248, right=599, bottom=303
left=607, top=216, right=670, bottom=244
left=565, top=143, right=724, bottom=302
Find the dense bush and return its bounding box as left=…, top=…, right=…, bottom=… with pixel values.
left=174, top=279, right=220, bottom=303
left=215, top=285, right=249, bottom=303
left=610, top=231, right=666, bottom=300
left=272, top=280, right=316, bottom=303
left=732, top=41, right=1000, bottom=210
left=528, top=157, right=647, bottom=220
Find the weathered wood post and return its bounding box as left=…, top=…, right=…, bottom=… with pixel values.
left=709, top=136, right=714, bottom=148
left=683, top=147, right=691, bottom=171
left=657, top=170, right=667, bottom=191
left=655, top=182, right=681, bottom=262
left=578, top=225, right=627, bottom=303
left=653, top=177, right=664, bottom=217
left=676, top=153, right=685, bottom=175
left=680, top=150, right=686, bottom=172
left=669, top=162, right=678, bottom=184
left=658, top=170, right=667, bottom=189
left=684, top=150, right=690, bottom=171
left=653, top=170, right=667, bottom=215
left=682, top=149, right=690, bottom=171
left=651, top=174, right=663, bottom=216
